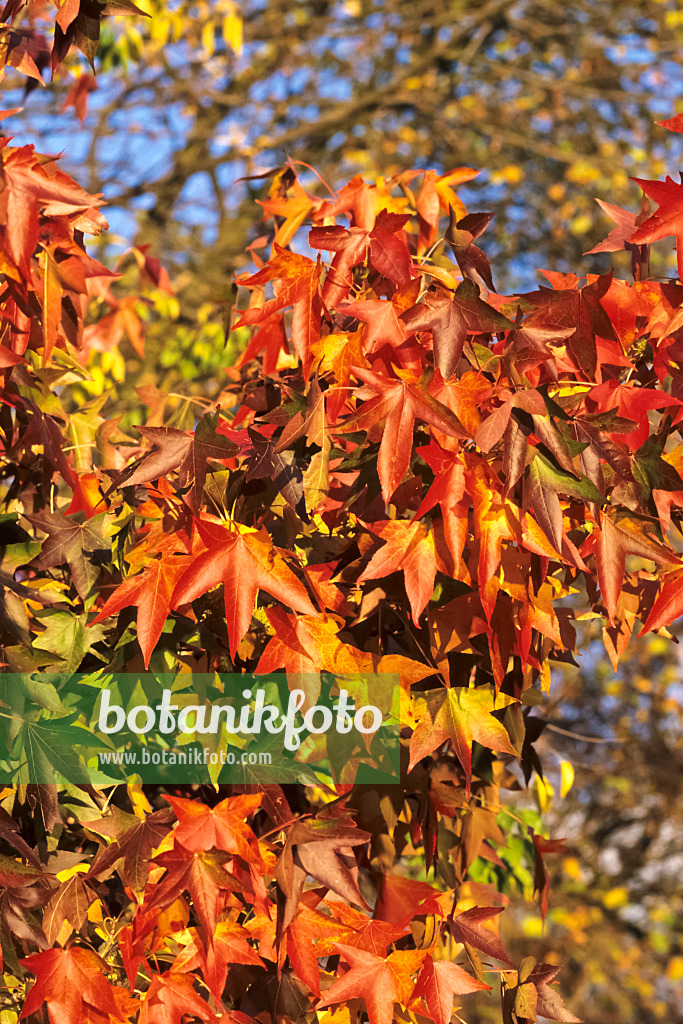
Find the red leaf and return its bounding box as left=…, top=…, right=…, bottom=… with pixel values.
left=138, top=971, right=218, bottom=1024
left=20, top=947, right=124, bottom=1024
left=341, top=365, right=466, bottom=504
left=401, top=282, right=513, bottom=380
left=630, top=175, right=683, bottom=282
left=317, top=944, right=425, bottom=1024
left=90, top=549, right=192, bottom=668
left=412, top=955, right=490, bottom=1024
left=448, top=906, right=513, bottom=966
left=165, top=792, right=262, bottom=861
left=171, top=517, right=318, bottom=659
left=595, top=512, right=679, bottom=621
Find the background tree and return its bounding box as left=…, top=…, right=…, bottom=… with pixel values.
left=3, top=0, right=683, bottom=316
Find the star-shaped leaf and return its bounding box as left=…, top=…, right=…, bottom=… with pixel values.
left=401, top=282, right=513, bottom=380
left=317, top=943, right=425, bottom=1024
left=409, top=686, right=517, bottom=795
left=630, top=175, right=683, bottom=281
left=412, top=955, right=490, bottom=1024
left=24, top=511, right=110, bottom=599
left=171, top=517, right=318, bottom=659
left=358, top=518, right=450, bottom=625
left=20, top=947, right=124, bottom=1024
left=164, top=792, right=262, bottom=861
left=85, top=806, right=175, bottom=900
left=341, top=366, right=467, bottom=504
left=89, top=546, right=192, bottom=668
left=138, top=971, right=218, bottom=1024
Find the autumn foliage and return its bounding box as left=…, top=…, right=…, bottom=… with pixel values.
left=4, top=8, right=683, bottom=1022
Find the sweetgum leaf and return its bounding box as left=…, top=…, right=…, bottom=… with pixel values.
left=401, top=281, right=513, bottom=380
left=409, top=687, right=517, bottom=796
left=20, top=947, right=122, bottom=1024
left=24, top=512, right=110, bottom=599
left=412, top=955, right=490, bottom=1024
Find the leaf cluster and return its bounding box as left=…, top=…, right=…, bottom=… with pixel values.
left=4, top=110, right=683, bottom=1024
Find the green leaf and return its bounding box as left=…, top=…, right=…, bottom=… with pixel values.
left=533, top=453, right=604, bottom=504
left=19, top=677, right=69, bottom=715
left=32, top=612, right=106, bottom=675
left=21, top=717, right=104, bottom=785
left=632, top=430, right=683, bottom=505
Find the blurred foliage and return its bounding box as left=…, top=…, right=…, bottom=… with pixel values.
left=3, top=0, right=683, bottom=319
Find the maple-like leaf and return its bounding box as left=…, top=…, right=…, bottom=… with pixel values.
left=85, top=806, right=175, bottom=899
left=594, top=512, right=679, bottom=621
left=236, top=313, right=289, bottom=373
left=171, top=517, right=318, bottom=658
left=41, top=873, right=97, bottom=946
left=20, top=946, right=124, bottom=1024
left=89, top=546, right=192, bottom=668
left=314, top=328, right=367, bottom=421
left=339, top=297, right=408, bottom=354
left=416, top=168, right=479, bottom=251
left=277, top=817, right=370, bottom=933
left=147, top=843, right=242, bottom=939
left=24, top=511, right=110, bottom=599
left=630, top=175, right=683, bottom=282
left=414, top=441, right=470, bottom=576
left=409, top=687, right=518, bottom=795
left=374, top=875, right=444, bottom=927
left=0, top=144, right=104, bottom=275
left=521, top=274, right=615, bottom=378
left=585, top=198, right=638, bottom=256
left=138, top=971, right=218, bottom=1024
left=401, top=282, right=513, bottom=380
left=324, top=173, right=410, bottom=230
left=286, top=902, right=352, bottom=995
left=317, top=943, right=425, bottom=1024
left=173, top=920, right=266, bottom=1002
left=412, top=955, right=490, bottom=1024
left=326, top=900, right=408, bottom=954
left=448, top=905, right=513, bottom=965
left=257, top=171, right=322, bottom=248
left=120, top=411, right=238, bottom=512
left=526, top=963, right=582, bottom=1022
left=310, top=225, right=370, bottom=305
left=165, top=792, right=262, bottom=861
left=310, top=212, right=413, bottom=305
left=358, top=518, right=450, bottom=625
left=638, top=566, right=683, bottom=636
left=235, top=245, right=322, bottom=377
left=256, top=607, right=437, bottom=687
left=340, top=366, right=467, bottom=504
left=245, top=425, right=306, bottom=514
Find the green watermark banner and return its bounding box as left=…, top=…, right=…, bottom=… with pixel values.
left=0, top=671, right=403, bottom=786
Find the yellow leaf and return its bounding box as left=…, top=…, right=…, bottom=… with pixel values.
left=603, top=886, right=629, bottom=909
left=56, top=862, right=89, bottom=883
left=559, top=759, right=575, bottom=798
left=666, top=956, right=683, bottom=982
left=127, top=781, right=152, bottom=819
left=533, top=774, right=554, bottom=813
left=223, top=8, right=243, bottom=55
left=201, top=19, right=215, bottom=57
